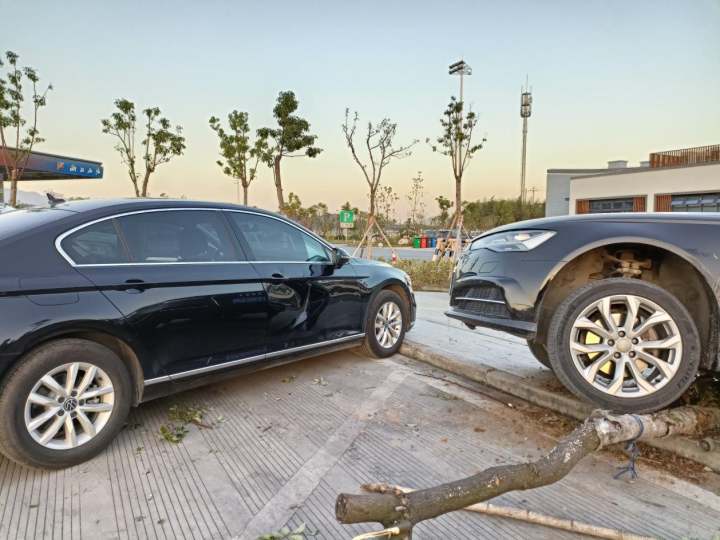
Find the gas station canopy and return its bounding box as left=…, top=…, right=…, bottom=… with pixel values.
left=0, top=148, right=103, bottom=181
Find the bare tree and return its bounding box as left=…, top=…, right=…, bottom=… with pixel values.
left=406, top=171, right=426, bottom=235
left=101, top=99, right=186, bottom=197
left=0, top=51, right=52, bottom=206
left=342, top=109, right=417, bottom=256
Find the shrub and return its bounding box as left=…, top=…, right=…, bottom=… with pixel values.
left=393, top=259, right=453, bottom=290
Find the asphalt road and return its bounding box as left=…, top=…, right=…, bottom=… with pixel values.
left=1, top=349, right=718, bottom=539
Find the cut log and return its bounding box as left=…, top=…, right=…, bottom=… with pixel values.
left=336, top=407, right=720, bottom=539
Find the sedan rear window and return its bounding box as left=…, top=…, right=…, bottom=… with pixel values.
left=61, top=220, right=129, bottom=265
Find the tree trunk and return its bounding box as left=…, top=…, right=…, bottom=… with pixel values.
left=336, top=407, right=720, bottom=535
left=9, top=169, right=18, bottom=207
left=242, top=184, right=249, bottom=206
left=273, top=155, right=284, bottom=211
left=140, top=170, right=151, bottom=198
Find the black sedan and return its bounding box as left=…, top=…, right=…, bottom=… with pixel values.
left=447, top=212, right=720, bottom=413
left=0, top=199, right=415, bottom=468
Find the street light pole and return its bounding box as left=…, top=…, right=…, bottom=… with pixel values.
left=520, top=78, right=533, bottom=206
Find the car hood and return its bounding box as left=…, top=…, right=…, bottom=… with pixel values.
left=478, top=212, right=720, bottom=239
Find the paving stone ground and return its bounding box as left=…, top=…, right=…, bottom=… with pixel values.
left=1, top=349, right=719, bottom=540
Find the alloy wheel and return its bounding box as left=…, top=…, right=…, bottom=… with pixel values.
left=24, top=362, right=115, bottom=450
left=569, top=294, right=682, bottom=398
left=374, top=301, right=403, bottom=349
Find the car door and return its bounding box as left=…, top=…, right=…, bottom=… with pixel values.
left=225, top=210, right=365, bottom=355
left=59, top=208, right=267, bottom=380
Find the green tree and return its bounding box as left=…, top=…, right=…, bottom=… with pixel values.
left=376, top=184, right=399, bottom=227
left=258, top=91, right=322, bottom=211
left=101, top=99, right=186, bottom=197
left=0, top=51, right=52, bottom=207
left=209, top=111, right=268, bottom=205
left=429, top=96, right=486, bottom=236
left=434, top=195, right=454, bottom=226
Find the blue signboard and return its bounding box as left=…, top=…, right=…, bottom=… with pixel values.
left=0, top=149, right=103, bottom=181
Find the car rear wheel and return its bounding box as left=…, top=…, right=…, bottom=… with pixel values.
left=526, top=339, right=553, bottom=371
left=547, top=278, right=700, bottom=413
left=0, top=338, right=132, bottom=469
left=362, top=290, right=407, bottom=358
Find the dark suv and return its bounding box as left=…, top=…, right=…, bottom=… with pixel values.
left=0, top=199, right=415, bottom=468
left=447, top=212, right=720, bottom=413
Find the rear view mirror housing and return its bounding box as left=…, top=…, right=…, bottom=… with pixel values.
left=333, top=247, right=351, bottom=268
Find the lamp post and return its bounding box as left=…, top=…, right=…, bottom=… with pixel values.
left=448, top=60, right=472, bottom=260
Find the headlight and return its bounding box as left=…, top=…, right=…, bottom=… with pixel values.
left=470, top=230, right=555, bottom=252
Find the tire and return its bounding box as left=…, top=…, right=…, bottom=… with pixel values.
left=547, top=278, right=701, bottom=413
left=0, top=338, right=133, bottom=469
left=526, top=339, right=553, bottom=371
left=362, top=289, right=408, bottom=358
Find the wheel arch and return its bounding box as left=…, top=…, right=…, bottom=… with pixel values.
left=366, top=278, right=414, bottom=331
left=535, top=236, right=719, bottom=371
left=9, top=326, right=146, bottom=405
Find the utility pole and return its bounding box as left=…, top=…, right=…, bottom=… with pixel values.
left=520, top=78, right=532, bottom=206
left=528, top=186, right=539, bottom=203
left=448, top=59, right=472, bottom=260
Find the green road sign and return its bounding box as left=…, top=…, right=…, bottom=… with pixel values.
left=339, top=210, right=355, bottom=224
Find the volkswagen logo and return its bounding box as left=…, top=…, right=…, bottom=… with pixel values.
left=63, top=398, right=78, bottom=412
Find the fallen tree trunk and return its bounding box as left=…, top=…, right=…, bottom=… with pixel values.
left=336, top=407, right=720, bottom=539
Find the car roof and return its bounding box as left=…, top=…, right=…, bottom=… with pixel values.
left=51, top=198, right=276, bottom=215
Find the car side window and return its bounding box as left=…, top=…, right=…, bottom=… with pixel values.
left=61, top=220, right=129, bottom=265
left=116, top=210, right=237, bottom=263
left=227, top=212, right=331, bottom=262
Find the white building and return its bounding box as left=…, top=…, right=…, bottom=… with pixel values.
left=546, top=145, right=720, bottom=216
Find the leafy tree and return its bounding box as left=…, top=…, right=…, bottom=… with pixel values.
left=258, top=91, right=321, bottom=211
left=406, top=172, right=426, bottom=234
left=434, top=195, right=454, bottom=226
left=462, top=197, right=545, bottom=231
left=101, top=99, right=186, bottom=197
left=209, top=111, right=268, bottom=205
left=429, top=96, right=486, bottom=236
left=0, top=51, right=52, bottom=206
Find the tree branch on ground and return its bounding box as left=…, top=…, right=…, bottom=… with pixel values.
left=101, top=99, right=186, bottom=197
left=336, top=406, right=720, bottom=539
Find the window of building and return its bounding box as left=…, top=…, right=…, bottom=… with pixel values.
left=588, top=197, right=635, bottom=214
left=670, top=193, right=720, bottom=212
left=61, top=220, right=129, bottom=265
left=227, top=212, right=332, bottom=262
left=116, top=210, right=237, bottom=263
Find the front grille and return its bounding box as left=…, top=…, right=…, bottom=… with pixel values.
left=451, top=284, right=511, bottom=319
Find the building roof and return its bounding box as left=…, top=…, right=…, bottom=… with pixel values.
left=570, top=160, right=720, bottom=180
left=0, top=148, right=103, bottom=181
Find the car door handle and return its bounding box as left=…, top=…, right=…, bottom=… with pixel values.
left=271, top=273, right=285, bottom=279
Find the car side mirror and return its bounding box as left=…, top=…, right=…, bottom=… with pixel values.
left=333, top=247, right=351, bottom=268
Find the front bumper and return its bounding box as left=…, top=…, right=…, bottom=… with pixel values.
left=446, top=250, right=560, bottom=339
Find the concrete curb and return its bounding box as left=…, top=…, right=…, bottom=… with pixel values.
left=400, top=340, right=720, bottom=473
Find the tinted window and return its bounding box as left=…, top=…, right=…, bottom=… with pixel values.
left=61, top=220, right=128, bottom=265
left=228, top=212, right=331, bottom=262
left=117, top=210, right=237, bottom=263
left=589, top=197, right=634, bottom=214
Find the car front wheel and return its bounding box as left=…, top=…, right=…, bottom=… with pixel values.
left=362, top=290, right=407, bottom=358
left=0, top=338, right=132, bottom=469
left=547, top=278, right=700, bottom=413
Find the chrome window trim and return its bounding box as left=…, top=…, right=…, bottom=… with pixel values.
left=54, top=207, right=335, bottom=268
left=143, top=333, right=365, bottom=386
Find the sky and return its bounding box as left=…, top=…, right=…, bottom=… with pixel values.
left=2, top=0, right=719, bottom=218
